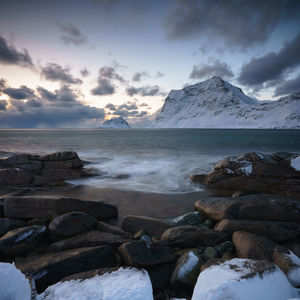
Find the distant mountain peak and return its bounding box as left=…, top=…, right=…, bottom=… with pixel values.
left=100, top=117, right=131, bottom=128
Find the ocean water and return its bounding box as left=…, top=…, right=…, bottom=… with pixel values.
left=0, top=129, right=299, bottom=194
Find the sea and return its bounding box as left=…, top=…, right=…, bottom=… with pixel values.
left=0, top=129, right=300, bottom=194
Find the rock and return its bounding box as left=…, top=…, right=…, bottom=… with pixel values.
left=214, top=241, right=235, bottom=257
left=161, top=225, right=229, bottom=248
left=122, top=215, right=174, bottom=238
left=194, top=194, right=300, bottom=223
left=171, top=250, right=204, bottom=289
left=191, top=152, right=300, bottom=198
left=133, top=229, right=149, bottom=240
left=48, top=211, right=98, bottom=240
left=202, top=247, right=216, bottom=261
left=48, top=230, right=132, bottom=252
left=284, top=239, right=300, bottom=258
left=118, top=240, right=175, bottom=267
left=215, top=219, right=300, bottom=242
left=0, top=225, right=46, bottom=257
left=0, top=218, right=27, bottom=237
left=97, top=221, right=131, bottom=238
left=233, top=231, right=300, bottom=287
left=147, top=263, right=174, bottom=289
left=191, top=258, right=299, bottom=300
left=27, top=218, right=48, bottom=226
left=16, top=246, right=117, bottom=293
left=0, top=151, right=88, bottom=186
left=4, top=196, right=118, bottom=220
left=167, top=211, right=203, bottom=226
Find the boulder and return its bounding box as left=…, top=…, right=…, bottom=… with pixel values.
left=161, top=225, right=229, bottom=248
left=167, top=211, right=203, bottom=226
left=233, top=231, right=300, bottom=287
left=48, top=230, right=132, bottom=252
left=97, top=221, right=131, bottom=238
left=122, top=215, right=174, bottom=238
left=191, top=152, right=300, bottom=198
left=118, top=240, right=175, bottom=267
left=0, top=218, right=27, bottom=238
left=4, top=196, right=118, bottom=220
left=147, top=263, right=174, bottom=289
left=16, top=246, right=117, bottom=293
left=194, top=194, right=300, bottom=223
left=0, top=225, right=45, bottom=257
left=191, top=258, right=298, bottom=300
left=48, top=211, right=98, bottom=240
left=215, top=219, right=300, bottom=242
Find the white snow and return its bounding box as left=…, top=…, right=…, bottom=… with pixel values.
left=15, top=226, right=46, bottom=243
left=178, top=251, right=199, bottom=279
left=255, top=153, right=264, bottom=160
left=191, top=258, right=299, bottom=300
left=238, top=161, right=253, bottom=176
left=0, top=262, right=31, bottom=300
left=100, top=117, right=131, bottom=128
left=285, top=251, right=300, bottom=287
left=291, top=156, right=300, bottom=171
left=38, top=267, right=153, bottom=300
left=153, top=77, right=300, bottom=129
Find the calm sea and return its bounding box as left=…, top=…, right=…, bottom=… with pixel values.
left=0, top=129, right=299, bottom=194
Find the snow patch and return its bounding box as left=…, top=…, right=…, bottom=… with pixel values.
left=0, top=262, right=31, bottom=300
left=100, top=117, right=131, bottom=129
left=285, top=251, right=300, bottom=287
left=238, top=161, right=252, bottom=176
left=255, top=153, right=264, bottom=160
left=38, top=267, right=153, bottom=300
left=15, top=228, right=35, bottom=243
left=291, top=156, right=300, bottom=171
left=178, top=251, right=199, bottom=280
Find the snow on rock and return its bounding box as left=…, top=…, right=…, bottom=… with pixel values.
left=38, top=267, right=153, bottom=300
left=177, top=251, right=200, bottom=280
left=100, top=117, right=131, bottom=128
left=153, top=77, right=300, bottom=128
left=285, top=251, right=300, bottom=287
left=0, top=262, right=31, bottom=300
left=291, top=156, right=300, bottom=171
left=191, top=258, right=299, bottom=300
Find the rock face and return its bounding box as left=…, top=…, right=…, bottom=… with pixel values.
left=161, top=225, right=229, bottom=248
left=118, top=240, right=175, bottom=267
left=194, top=194, right=300, bottom=223
left=215, top=219, right=300, bottom=242
left=16, top=246, right=117, bottom=293
left=48, top=212, right=98, bottom=240
left=100, top=117, right=131, bottom=128
left=97, top=221, right=131, bottom=238
left=0, top=151, right=89, bottom=186
left=191, top=152, right=300, bottom=198
left=233, top=231, right=300, bottom=287
left=0, top=218, right=27, bottom=237
left=0, top=225, right=46, bottom=257
left=122, top=215, right=174, bottom=238
left=4, top=196, right=118, bottom=220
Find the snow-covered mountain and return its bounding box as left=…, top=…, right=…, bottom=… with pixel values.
left=100, top=117, right=131, bottom=128
left=153, top=77, right=300, bottom=128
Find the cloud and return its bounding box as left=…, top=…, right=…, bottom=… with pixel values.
left=41, top=63, right=83, bottom=84
left=132, top=71, right=149, bottom=82
left=99, top=66, right=125, bottom=82
left=2, top=85, right=35, bottom=100
left=189, top=60, right=234, bottom=80
left=112, top=109, right=147, bottom=118
left=58, top=23, right=87, bottom=46
left=105, top=100, right=146, bottom=118
left=126, top=85, right=166, bottom=97
left=36, top=86, right=57, bottom=101
left=139, top=102, right=149, bottom=107
left=0, top=100, right=7, bottom=111
left=80, top=68, right=90, bottom=77
left=105, top=103, right=116, bottom=110
left=274, top=73, right=300, bottom=96
left=164, top=0, right=300, bottom=49
left=0, top=35, right=33, bottom=67
left=238, top=33, right=300, bottom=88
left=156, top=71, right=165, bottom=78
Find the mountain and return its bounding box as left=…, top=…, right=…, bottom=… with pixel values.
left=153, top=77, right=300, bottom=128
left=100, top=117, right=131, bottom=128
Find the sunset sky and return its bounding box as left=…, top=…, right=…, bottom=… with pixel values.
left=0, top=0, right=300, bottom=127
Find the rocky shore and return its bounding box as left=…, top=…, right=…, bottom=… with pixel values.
left=0, top=151, right=300, bottom=299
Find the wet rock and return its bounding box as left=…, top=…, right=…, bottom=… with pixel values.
left=48, top=211, right=98, bottom=240
left=16, top=246, right=117, bottom=293
left=191, top=152, right=300, bottom=198
left=194, top=194, right=300, bottom=223
left=214, top=241, right=235, bottom=257
left=0, top=225, right=45, bottom=257
left=118, top=240, right=175, bottom=267
left=167, top=211, right=203, bottom=226
left=203, top=247, right=216, bottom=261
left=97, top=221, right=131, bottom=238
left=133, top=229, right=148, bottom=240
left=147, top=263, right=174, bottom=289
left=215, top=219, right=300, bottom=242
left=161, top=225, right=229, bottom=248
left=4, top=196, right=118, bottom=220
left=48, top=230, right=132, bottom=252
left=0, top=218, right=27, bottom=237
left=122, top=215, right=174, bottom=238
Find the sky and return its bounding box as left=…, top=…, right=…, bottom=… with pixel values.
left=0, top=0, right=299, bottom=128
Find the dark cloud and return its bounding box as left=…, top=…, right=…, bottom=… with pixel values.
left=238, top=33, right=300, bottom=87
left=91, top=78, right=115, bottom=96
left=41, top=63, right=83, bottom=84
left=132, top=71, right=149, bottom=82
left=58, top=23, right=87, bottom=46
left=156, top=71, right=165, bottom=78
left=99, top=66, right=125, bottom=82
left=80, top=68, right=90, bottom=77
left=2, top=85, right=35, bottom=100
left=126, top=85, right=165, bottom=97
left=0, top=36, right=33, bottom=67
left=112, top=109, right=147, bottom=118
left=165, top=0, right=300, bottom=49
left=274, top=73, right=300, bottom=96
left=189, top=60, right=234, bottom=80
left=105, top=101, right=146, bottom=118
left=37, top=86, right=57, bottom=101
left=118, top=102, right=138, bottom=110
left=0, top=78, right=7, bottom=90
left=0, top=100, right=7, bottom=111
left=105, top=103, right=116, bottom=110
